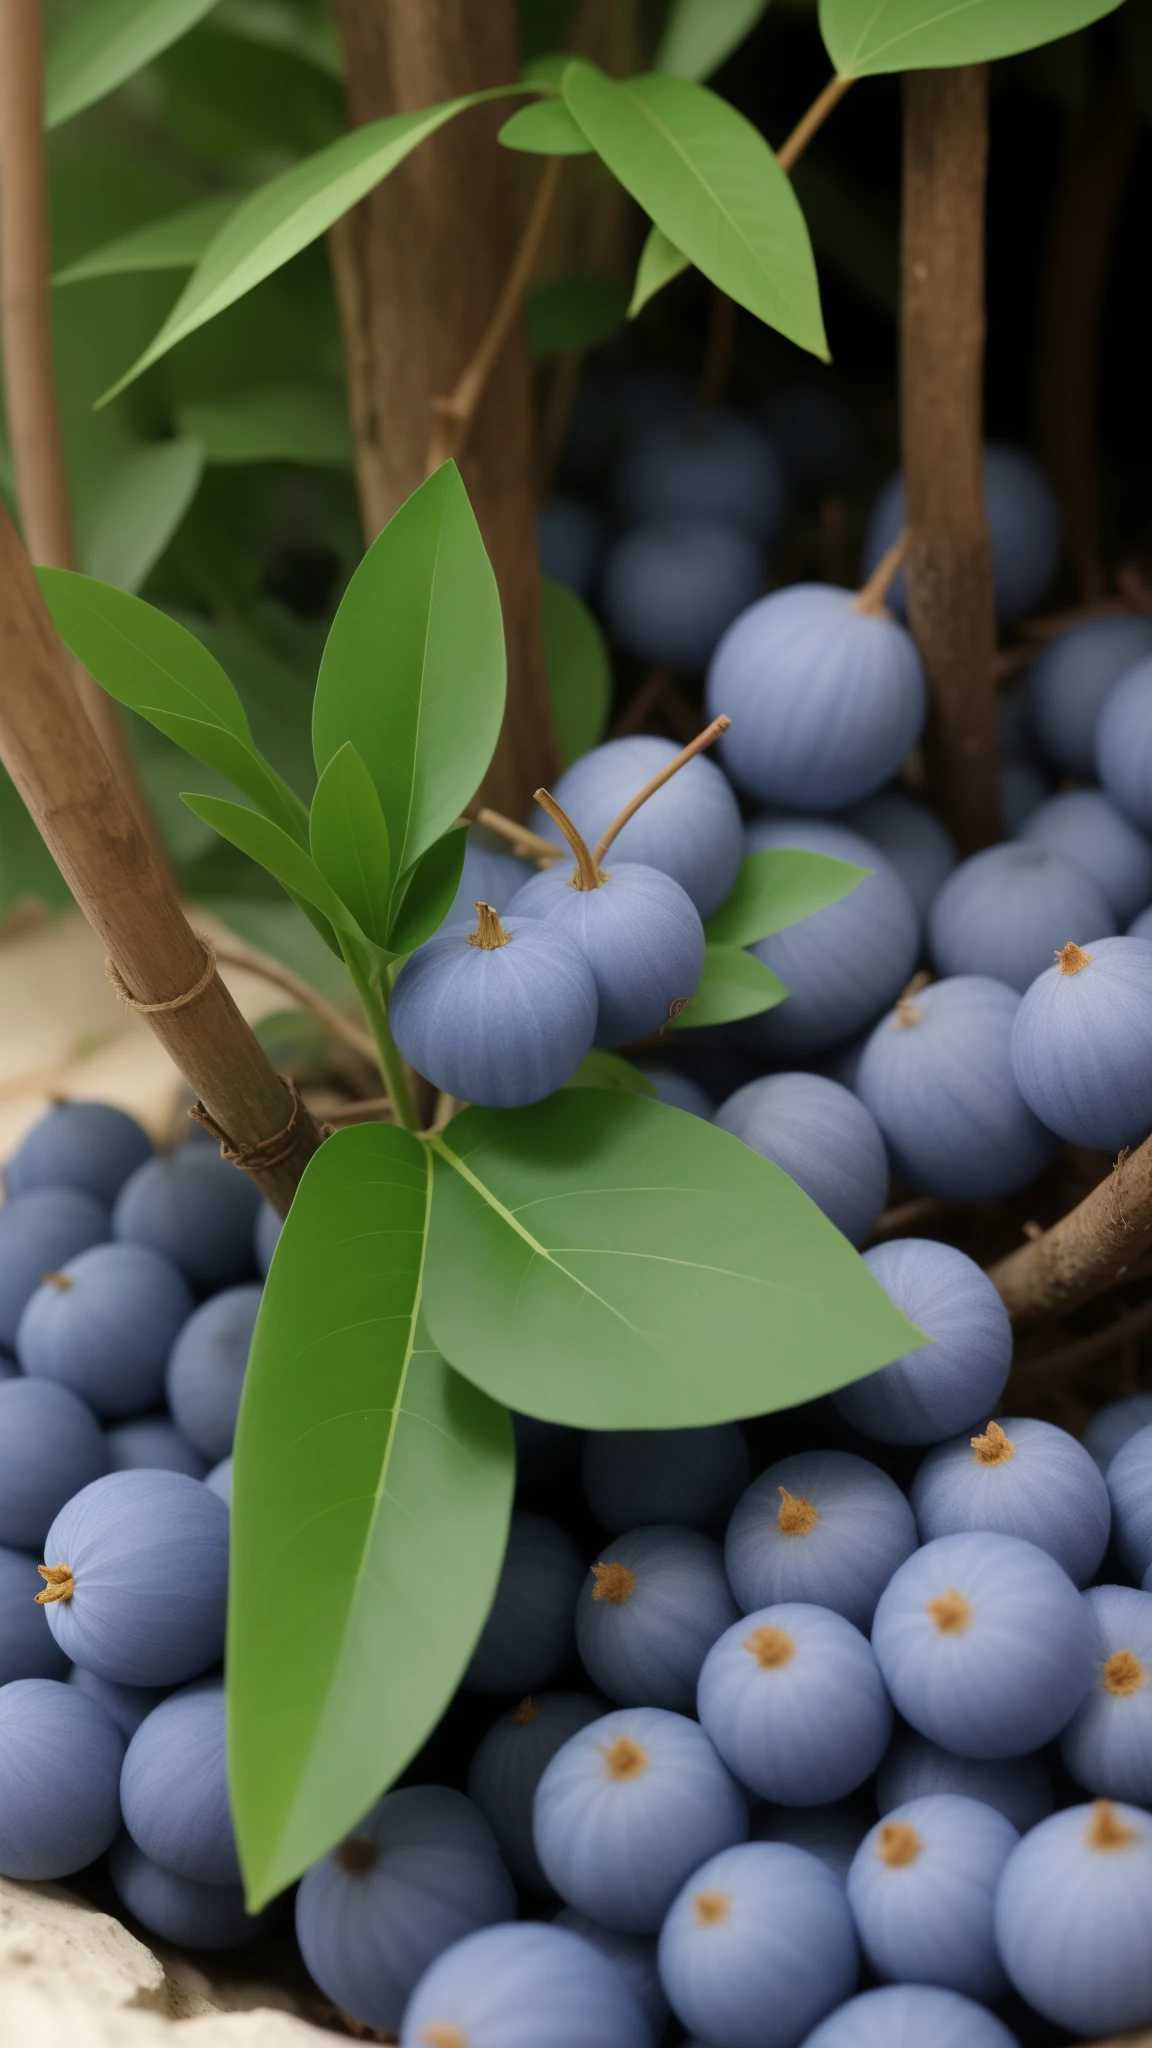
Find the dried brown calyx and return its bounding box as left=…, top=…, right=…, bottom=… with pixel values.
left=333, top=1835, right=379, bottom=1875
left=601, top=1735, right=648, bottom=1781
left=1058, top=940, right=1092, bottom=976
left=591, top=1561, right=636, bottom=1605
left=693, top=1890, right=731, bottom=1925
left=971, top=1421, right=1014, bottom=1466
left=40, top=1271, right=74, bottom=1291
left=511, top=1697, right=540, bottom=1725
left=34, top=1561, right=73, bottom=1605
left=466, top=902, right=511, bottom=950
left=1086, top=1800, right=1138, bottom=1852
left=776, top=1487, right=819, bottom=1536
left=1102, top=1649, right=1147, bottom=1698
left=744, top=1625, right=795, bottom=1669
left=926, top=1588, right=972, bottom=1634
left=419, top=2027, right=467, bottom=2048
left=876, top=1821, right=922, bottom=1868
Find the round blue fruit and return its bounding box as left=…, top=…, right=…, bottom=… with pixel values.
left=253, top=1201, right=281, bottom=1278
left=1010, top=933, right=1152, bottom=1153
left=876, top=1726, right=1054, bottom=1836
left=871, top=1530, right=1094, bottom=1758
left=847, top=1794, right=1017, bottom=2004
left=658, top=1840, right=858, bottom=2048
left=1026, top=613, right=1152, bottom=774
left=1082, top=1392, right=1152, bottom=1474
left=0, top=1542, right=68, bottom=1684
left=537, top=496, right=604, bottom=597
left=832, top=1239, right=1012, bottom=1447
left=602, top=519, right=765, bottom=673
left=296, top=1785, right=516, bottom=2036
left=113, top=1147, right=260, bottom=1294
left=507, top=861, right=705, bottom=1048
left=121, top=1678, right=237, bottom=1884
left=399, top=1921, right=652, bottom=2048
left=467, top=1692, right=606, bottom=1894
left=553, top=1908, right=668, bottom=2041
left=68, top=1666, right=169, bottom=1740
left=16, top=1242, right=193, bottom=1420
left=724, top=1449, right=917, bottom=1632
left=1018, top=789, right=1152, bottom=926
left=750, top=1798, right=872, bottom=1885
left=995, top=1799, right=1152, bottom=2036
left=929, top=843, right=1116, bottom=992
left=533, top=1705, right=747, bottom=1932
left=575, top=1525, right=739, bottom=1713
left=165, top=1283, right=261, bottom=1463
left=1097, top=656, right=1152, bottom=832
left=581, top=1424, right=750, bottom=1537
left=105, top=1415, right=208, bottom=1478
left=1130, top=901, right=1152, bottom=940
left=0, top=1676, right=124, bottom=1878
left=0, top=1377, right=108, bottom=1548
left=449, top=827, right=533, bottom=926
left=713, top=1072, right=889, bottom=1247
left=911, top=1414, right=1110, bottom=1588
left=0, top=1185, right=110, bottom=1350
left=803, top=1984, right=1021, bottom=2048
left=863, top=444, right=1059, bottom=621
left=464, top=1511, right=584, bottom=1696
left=617, top=407, right=787, bottom=544
left=41, top=1467, right=228, bottom=1686
left=842, top=792, right=957, bottom=929
left=3, top=1099, right=153, bottom=1207
left=1060, top=1585, right=1152, bottom=1806
left=204, top=1456, right=232, bottom=1507
left=110, top=1835, right=277, bottom=1950
left=633, top=1063, right=714, bottom=1117
left=1107, top=1424, right=1152, bottom=1577
left=856, top=976, right=1058, bottom=1204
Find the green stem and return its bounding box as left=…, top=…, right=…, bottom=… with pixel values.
left=342, top=947, right=419, bottom=1132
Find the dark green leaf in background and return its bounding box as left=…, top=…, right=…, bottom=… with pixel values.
left=629, top=223, right=691, bottom=317
left=423, top=1092, right=926, bottom=1429
left=499, top=98, right=593, bottom=152
left=790, top=158, right=898, bottom=318
left=526, top=275, right=630, bottom=358
left=540, top=576, right=611, bottom=768
left=704, top=847, right=870, bottom=948
left=228, top=1123, right=514, bottom=1905
left=309, top=744, right=392, bottom=951
left=0, top=768, right=72, bottom=921
left=664, top=940, right=788, bottom=1029
left=153, top=21, right=345, bottom=159
left=54, top=197, right=238, bottom=284
left=175, top=384, right=351, bottom=466
left=564, top=1051, right=659, bottom=1095
left=655, top=0, right=773, bottom=80
left=82, top=439, right=204, bottom=594
left=518, top=0, right=580, bottom=62
left=45, top=0, right=223, bottom=128
left=818, top=0, right=1125, bottom=77
left=388, top=827, right=470, bottom=957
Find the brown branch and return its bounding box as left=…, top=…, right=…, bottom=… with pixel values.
left=1012, top=1294, right=1152, bottom=1383
left=852, top=530, right=909, bottom=616
left=989, top=1135, right=1152, bottom=1327
left=697, top=290, right=736, bottom=409
left=460, top=805, right=563, bottom=864
left=612, top=665, right=671, bottom=739
left=777, top=73, right=853, bottom=175
left=210, top=944, right=380, bottom=1066
left=0, top=503, right=321, bottom=1215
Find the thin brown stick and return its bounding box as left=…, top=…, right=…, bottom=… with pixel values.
left=461, top=806, right=563, bottom=864
left=697, top=290, right=736, bottom=409
left=871, top=1195, right=947, bottom=1239
left=321, top=1095, right=395, bottom=1128
left=533, top=788, right=602, bottom=889
left=210, top=944, right=380, bottom=1066
left=612, top=666, right=671, bottom=739
left=989, top=1134, right=1152, bottom=1326
left=592, top=716, right=731, bottom=867
left=427, top=154, right=563, bottom=473
left=1013, top=1294, right=1152, bottom=1382
left=0, top=503, right=321, bottom=1215
left=852, top=530, right=909, bottom=616
left=777, top=73, right=853, bottom=175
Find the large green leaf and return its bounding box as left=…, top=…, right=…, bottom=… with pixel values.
left=629, top=223, right=691, bottom=317
left=705, top=848, right=869, bottom=948
left=388, top=827, right=470, bottom=957
left=818, top=0, right=1124, bottom=77
left=526, top=276, right=630, bottom=358
left=424, top=1092, right=926, bottom=1429
left=228, top=1123, right=514, bottom=1905
left=176, top=384, right=351, bottom=466
left=656, top=0, right=772, bottom=79
left=562, top=62, right=827, bottom=360
left=81, top=439, right=204, bottom=593
left=313, top=463, right=506, bottom=880
left=54, top=197, right=238, bottom=283
left=565, top=1051, right=658, bottom=1096
left=181, top=792, right=374, bottom=953
left=499, top=98, right=592, bottom=152
left=309, top=744, right=392, bottom=950
left=664, top=940, right=787, bottom=1029
left=541, top=576, right=610, bottom=768
left=45, top=0, right=222, bottom=128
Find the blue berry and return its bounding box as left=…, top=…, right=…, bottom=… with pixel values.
left=121, top=1677, right=237, bottom=1884
left=508, top=861, right=705, bottom=1049
left=1107, top=1423, right=1152, bottom=1577
left=553, top=1908, right=668, bottom=2040
left=750, top=1798, right=872, bottom=1884
left=832, top=1240, right=1012, bottom=1447
left=0, top=1185, right=110, bottom=1349
left=1060, top=1585, right=1152, bottom=1805
left=3, top=1099, right=153, bottom=1206
left=602, top=520, right=765, bottom=673
left=399, top=1921, right=652, bottom=2048
left=537, top=496, right=604, bottom=596
left=575, top=1525, right=738, bottom=1713
left=165, top=1283, right=261, bottom=1463
left=1025, top=614, right=1152, bottom=774
left=1010, top=933, right=1152, bottom=1153
left=581, top=1425, right=750, bottom=1537
left=16, top=1243, right=193, bottom=1420
left=204, top=1456, right=232, bottom=1507
left=1019, top=789, right=1152, bottom=925
left=634, top=1064, right=714, bottom=1118
left=68, top=1665, right=169, bottom=1740
left=449, top=827, right=534, bottom=925
left=1097, top=656, right=1152, bottom=832
left=253, top=1200, right=281, bottom=1278
left=875, top=1726, right=1053, bottom=1835
left=841, top=792, right=957, bottom=929
left=0, top=1676, right=124, bottom=1878
left=467, top=1692, right=606, bottom=1893
left=871, top=1531, right=1094, bottom=1758
left=929, top=843, right=1115, bottom=992
left=697, top=1602, right=892, bottom=1805
left=911, top=1414, right=1111, bottom=1587
left=0, top=1542, right=68, bottom=1684
left=105, top=1415, right=207, bottom=1479
left=995, top=1799, right=1152, bottom=2036
left=847, top=1794, right=1017, bottom=2003
left=0, top=1377, right=108, bottom=1548
left=113, top=1148, right=259, bottom=1293
left=714, top=1073, right=888, bottom=1248
left=110, top=1835, right=277, bottom=1950
left=464, top=1511, right=584, bottom=1696
left=618, top=407, right=786, bottom=542
left=724, top=1449, right=917, bottom=1632
left=1083, top=1392, right=1152, bottom=1474
left=803, top=1984, right=1021, bottom=2048
left=863, top=444, right=1059, bottom=622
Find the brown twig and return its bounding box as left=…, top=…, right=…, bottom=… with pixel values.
left=871, top=1195, right=947, bottom=1239
left=210, top=943, right=380, bottom=1066
left=697, top=290, right=736, bottom=409
left=777, top=73, right=853, bottom=175
left=612, top=666, right=671, bottom=739
left=989, top=1133, right=1152, bottom=1326
left=852, top=531, right=909, bottom=616
left=322, top=1096, right=395, bottom=1129
left=592, top=716, right=731, bottom=866
left=1013, top=1293, right=1152, bottom=1382
left=461, top=805, right=563, bottom=864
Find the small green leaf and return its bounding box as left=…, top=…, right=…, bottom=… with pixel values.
left=705, top=848, right=870, bottom=948
left=541, top=577, right=611, bottom=768
left=313, top=463, right=506, bottom=881
left=388, top=828, right=470, bottom=956
left=309, top=744, right=392, bottom=950
left=526, top=275, right=630, bottom=358
left=228, top=1123, right=514, bottom=1904
left=629, top=223, right=691, bottom=317
left=0, top=767, right=71, bottom=920
left=664, top=941, right=787, bottom=1029
left=819, top=0, right=1124, bottom=77
left=181, top=792, right=373, bottom=952
left=46, top=0, right=222, bottom=128
left=499, top=98, right=592, bottom=152
left=656, top=0, right=772, bottom=80
left=562, top=61, right=827, bottom=360
left=424, top=1092, right=926, bottom=1429
left=81, top=439, right=204, bottom=594
left=54, top=196, right=238, bottom=283
left=175, top=384, right=351, bottom=466
left=564, top=1050, right=659, bottom=1096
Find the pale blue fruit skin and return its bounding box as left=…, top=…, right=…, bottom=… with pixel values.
left=1106, top=1424, right=1152, bottom=1578
left=531, top=736, right=744, bottom=919
left=657, top=1840, right=858, bottom=2048
left=856, top=976, right=1058, bottom=1203
left=875, top=1726, right=1054, bottom=1836
left=464, top=1511, right=584, bottom=1696
left=390, top=915, right=598, bottom=1109
left=928, top=843, right=1116, bottom=993
left=105, top=1416, right=207, bottom=1480
left=697, top=1602, right=892, bottom=1806
left=17, top=1243, right=194, bottom=1420
left=113, top=1149, right=260, bottom=1294
left=533, top=1706, right=747, bottom=1932
left=602, top=519, right=765, bottom=675
left=467, top=1691, right=606, bottom=1894
left=832, top=1239, right=1012, bottom=1447
left=42, top=1469, right=228, bottom=1686
left=511, top=1415, right=581, bottom=1490
left=842, top=792, right=957, bottom=928
left=871, top=1531, right=1095, bottom=1759
left=706, top=586, right=926, bottom=812
left=725, top=1449, right=917, bottom=1632
left=618, top=407, right=787, bottom=544
left=575, top=1525, right=739, bottom=1713
left=1010, top=934, right=1152, bottom=1153
left=3, top=1100, right=153, bottom=1206
left=994, top=1800, right=1152, bottom=2036
left=911, top=1415, right=1111, bottom=1588
left=553, top=1907, right=668, bottom=2040
left=204, top=1457, right=232, bottom=1508
left=537, top=496, right=604, bottom=597
left=0, top=1377, right=109, bottom=1548
left=253, top=1201, right=281, bottom=1278
left=110, top=1835, right=277, bottom=1950
left=582, top=1425, right=750, bottom=1537
left=0, top=1186, right=111, bottom=1349
left=739, top=818, right=919, bottom=1059
left=713, top=1073, right=888, bottom=1247
left=634, top=1064, right=714, bottom=1118
left=802, top=1984, right=1021, bottom=2048
left=121, top=1678, right=237, bottom=1885
left=296, top=1785, right=516, bottom=2036
left=449, top=829, right=533, bottom=925
left=1019, top=790, right=1152, bottom=925
left=750, top=1798, right=872, bottom=1885
left=1060, top=1586, right=1152, bottom=1805
left=68, top=1666, right=169, bottom=1741
left=166, top=1283, right=261, bottom=1462
left=1026, top=614, right=1152, bottom=774
left=863, top=445, right=1059, bottom=621
left=0, top=1677, right=124, bottom=1878
left=400, top=1921, right=653, bottom=2048
left=1082, top=1393, right=1152, bottom=1474
left=847, top=1793, right=1017, bottom=2003
left=0, top=1542, right=69, bottom=1684
left=507, top=862, right=705, bottom=1048
left=1097, top=657, right=1152, bottom=832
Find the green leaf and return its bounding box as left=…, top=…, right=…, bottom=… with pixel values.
left=54, top=197, right=239, bottom=283
left=309, top=744, right=392, bottom=950
left=181, top=792, right=373, bottom=952
left=704, top=848, right=869, bottom=948
left=0, top=767, right=71, bottom=921
left=388, top=828, right=470, bottom=956
left=541, top=577, right=610, bottom=768
left=562, top=62, right=827, bottom=360
left=45, top=0, right=223, bottom=128
left=313, top=463, right=506, bottom=880
left=818, top=0, right=1124, bottom=77
left=499, top=98, right=592, bottom=152
left=656, top=0, right=772, bottom=80
left=564, top=1050, right=658, bottom=1096
left=519, top=0, right=580, bottom=62
left=81, top=439, right=204, bottom=593
left=664, top=940, right=787, bottom=1029
left=176, top=384, right=352, bottom=466
left=424, top=1092, right=926, bottom=1429
left=228, top=1123, right=514, bottom=1904
left=629, top=223, right=691, bottom=317
left=526, top=275, right=630, bottom=358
